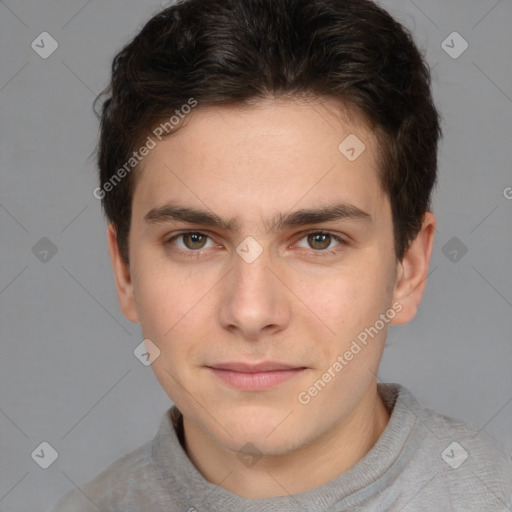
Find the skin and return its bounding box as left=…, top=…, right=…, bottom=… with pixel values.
left=107, top=97, right=436, bottom=499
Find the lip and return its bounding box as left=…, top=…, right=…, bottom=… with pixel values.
left=206, top=362, right=307, bottom=391
left=209, top=361, right=303, bottom=372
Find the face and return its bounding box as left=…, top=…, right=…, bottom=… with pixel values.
left=110, top=97, right=422, bottom=457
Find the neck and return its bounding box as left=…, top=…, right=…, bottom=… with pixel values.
left=182, top=382, right=390, bottom=499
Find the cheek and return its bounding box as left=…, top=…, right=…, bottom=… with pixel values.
left=134, top=276, right=172, bottom=333
left=301, top=265, right=384, bottom=320
left=302, top=262, right=394, bottom=349
left=132, top=249, right=202, bottom=330
left=132, top=260, right=218, bottom=368
left=133, top=268, right=200, bottom=392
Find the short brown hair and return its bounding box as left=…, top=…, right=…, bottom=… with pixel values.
left=94, top=0, right=442, bottom=265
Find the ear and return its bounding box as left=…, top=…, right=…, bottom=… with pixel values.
left=390, top=212, right=436, bottom=325
left=107, top=223, right=139, bottom=323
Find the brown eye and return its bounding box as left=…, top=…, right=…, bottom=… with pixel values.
left=166, top=232, right=215, bottom=255
left=181, top=232, right=208, bottom=250
left=307, top=232, right=332, bottom=251
left=295, top=230, right=347, bottom=257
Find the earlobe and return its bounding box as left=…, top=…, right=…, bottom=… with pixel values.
left=107, top=224, right=140, bottom=324
left=390, top=212, right=436, bottom=325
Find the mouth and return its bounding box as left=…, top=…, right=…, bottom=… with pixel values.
left=206, top=362, right=307, bottom=391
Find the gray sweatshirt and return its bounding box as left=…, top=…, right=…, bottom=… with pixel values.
left=48, top=383, right=512, bottom=511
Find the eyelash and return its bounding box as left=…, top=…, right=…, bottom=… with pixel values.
left=164, top=230, right=348, bottom=259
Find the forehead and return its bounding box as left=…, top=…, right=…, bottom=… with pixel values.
left=132, top=98, right=387, bottom=227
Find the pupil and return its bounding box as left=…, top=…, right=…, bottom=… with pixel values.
left=187, top=233, right=205, bottom=249
left=310, top=233, right=329, bottom=250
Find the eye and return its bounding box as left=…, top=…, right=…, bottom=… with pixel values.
left=166, top=231, right=217, bottom=255
left=164, top=230, right=348, bottom=258
left=295, top=230, right=347, bottom=256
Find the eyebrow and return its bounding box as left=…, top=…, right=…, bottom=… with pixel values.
left=143, top=201, right=372, bottom=233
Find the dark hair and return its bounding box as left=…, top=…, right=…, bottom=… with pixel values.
left=94, top=0, right=442, bottom=266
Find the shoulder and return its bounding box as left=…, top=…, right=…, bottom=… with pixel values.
left=428, top=411, right=512, bottom=509
left=47, top=439, right=162, bottom=512
left=391, top=384, right=512, bottom=509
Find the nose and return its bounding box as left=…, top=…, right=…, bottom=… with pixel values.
left=217, top=243, right=291, bottom=341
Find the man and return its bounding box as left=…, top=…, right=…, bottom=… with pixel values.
left=50, top=0, right=512, bottom=510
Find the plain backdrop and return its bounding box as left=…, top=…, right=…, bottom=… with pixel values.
left=0, top=0, right=511, bottom=510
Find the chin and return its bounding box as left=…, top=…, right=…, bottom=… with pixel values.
left=223, top=432, right=303, bottom=459
left=220, top=419, right=308, bottom=456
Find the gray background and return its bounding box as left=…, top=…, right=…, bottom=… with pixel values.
left=0, top=0, right=511, bottom=510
